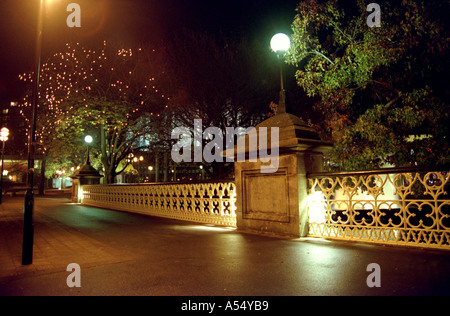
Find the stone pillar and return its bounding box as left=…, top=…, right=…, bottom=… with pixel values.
left=71, top=163, right=103, bottom=203
left=71, top=178, right=79, bottom=203
left=228, top=113, right=332, bottom=238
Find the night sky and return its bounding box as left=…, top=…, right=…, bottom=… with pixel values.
left=0, top=0, right=300, bottom=100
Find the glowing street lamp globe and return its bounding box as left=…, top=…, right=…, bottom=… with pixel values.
left=84, top=135, right=93, bottom=144
left=270, top=33, right=291, bottom=53
left=84, top=135, right=93, bottom=165
left=0, top=128, right=9, bottom=142
left=270, top=33, right=291, bottom=114
left=0, top=127, right=10, bottom=205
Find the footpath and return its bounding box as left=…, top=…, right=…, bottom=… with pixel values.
left=1, top=195, right=450, bottom=297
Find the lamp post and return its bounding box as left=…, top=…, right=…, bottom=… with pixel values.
left=138, top=156, right=144, bottom=183
left=270, top=33, right=291, bottom=115
left=23, top=0, right=46, bottom=265
left=84, top=135, right=93, bottom=164
left=148, top=166, right=153, bottom=183
left=132, top=156, right=144, bottom=183
left=0, top=128, right=9, bottom=204
left=199, top=165, right=204, bottom=180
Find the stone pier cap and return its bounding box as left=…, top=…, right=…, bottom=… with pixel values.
left=223, top=112, right=333, bottom=160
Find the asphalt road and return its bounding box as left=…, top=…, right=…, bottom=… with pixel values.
left=1, top=196, right=449, bottom=297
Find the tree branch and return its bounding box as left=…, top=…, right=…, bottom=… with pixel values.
left=309, top=50, right=335, bottom=65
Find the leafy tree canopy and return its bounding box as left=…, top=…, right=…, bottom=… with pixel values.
left=19, top=41, right=169, bottom=183
left=286, top=0, right=449, bottom=170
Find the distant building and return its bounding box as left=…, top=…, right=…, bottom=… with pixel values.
left=0, top=100, right=43, bottom=190
left=0, top=100, right=28, bottom=157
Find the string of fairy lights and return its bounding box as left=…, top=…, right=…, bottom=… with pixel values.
left=18, top=41, right=172, bottom=154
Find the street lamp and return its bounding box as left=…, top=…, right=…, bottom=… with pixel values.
left=0, top=128, right=9, bottom=204
left=148, top=166, right=153, bottom=183
left=270, top=33, right=291, bottom=115
left=22, top=0, right=49, bottom=266
left=84, top=135, right=93, bottom=164
left=199, top=165, right=205, bottom=180
left=132, top=156, right=144, bottom=183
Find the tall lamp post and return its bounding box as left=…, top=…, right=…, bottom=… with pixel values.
left=22, top=0, right=46, bottom=265
left=270, top=33, right=291, bottom=115
left=84, top=135, right=93, bottom=164
left=148, top=166, right=153, bottom=183
left=0, top=128, right=9, bottom=204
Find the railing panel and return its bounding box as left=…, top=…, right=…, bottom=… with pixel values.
left=307, top=170, right=450, bottom=249
left=81, top=182, right=237, bottom=227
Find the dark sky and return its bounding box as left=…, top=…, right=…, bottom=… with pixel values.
left=0, top=0, right=300, bottom=100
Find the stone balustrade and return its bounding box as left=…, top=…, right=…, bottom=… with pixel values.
left=307, top=168, right=450, bottom=249
left=81, top=181, right=237, bottom=227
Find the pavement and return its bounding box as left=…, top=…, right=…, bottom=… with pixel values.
left=1, top=195, right=450, bottom=297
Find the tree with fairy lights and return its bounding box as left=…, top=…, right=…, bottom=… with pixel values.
left=19, top=41, right=169, bottom=183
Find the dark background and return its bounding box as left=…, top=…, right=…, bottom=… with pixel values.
left=0, top=0, right=300, bottom=101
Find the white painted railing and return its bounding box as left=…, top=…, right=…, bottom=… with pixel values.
left=81, top=181, right=237, bottom=227
left=307, top=168, right=450, bottom=249
left=80, top=168, right=450, bottom=250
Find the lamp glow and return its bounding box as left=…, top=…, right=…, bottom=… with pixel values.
left=0, top=128, right=9, bottom=142
left=84, top=135, right=93, bottom=144
left=0, top=127, right=9, bottom=205
left=270, top=33, right=291, bottom=53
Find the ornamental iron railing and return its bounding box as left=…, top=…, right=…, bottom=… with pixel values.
left=81, top=181, right=237, bottom=227
left=307, top=167, right=450, bottom=249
